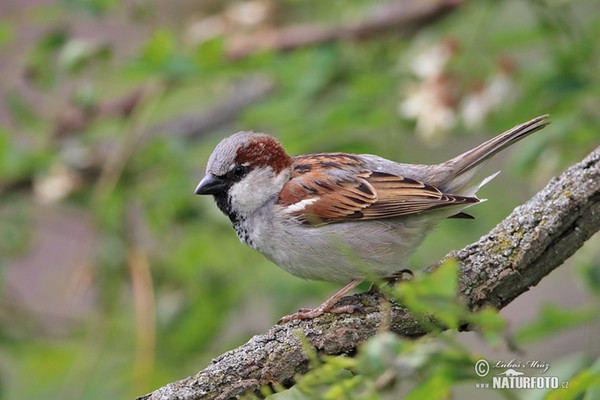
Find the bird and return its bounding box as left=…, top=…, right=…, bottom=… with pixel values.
left=194, top=115, right=550, bottom=323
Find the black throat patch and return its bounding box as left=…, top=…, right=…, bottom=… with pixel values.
left=213, top=192, right=253, bottom=247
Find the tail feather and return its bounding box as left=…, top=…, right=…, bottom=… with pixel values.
left=447, top=114, right=550, bottom=178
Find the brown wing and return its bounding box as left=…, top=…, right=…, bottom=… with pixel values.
left=277, top=154, right=376, bottom=223
left=359, top=172, right=479, bottom=220
left=277, top=154, right=479, bottom=225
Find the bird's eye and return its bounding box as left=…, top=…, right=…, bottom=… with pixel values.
left=234, top=165, right=246, bottom=176
left=231, top=165, right=247, bottom=178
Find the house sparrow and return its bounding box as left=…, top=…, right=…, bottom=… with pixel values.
left=195, top=115, right=549, bottom=323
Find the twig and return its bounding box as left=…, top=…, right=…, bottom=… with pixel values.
left=143, top=76, right=275, bottom=140
left=53, top=87, right=146, bottom=139
left=226, top=0, right=462, bottom=60
left=92, top=81, right=167, bottom=201
left=126, top=202, right=158, bottom=398
left=138, top=145, right=600, bottom=400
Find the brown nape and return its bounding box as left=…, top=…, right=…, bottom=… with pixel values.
left=235, top=135, right=293, bottom=173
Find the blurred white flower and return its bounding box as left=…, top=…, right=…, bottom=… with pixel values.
left=186, top=15, right=227, bottom=45
left=34, top=164, right=79, bottom=204
left=185, top=1, right=273, bottom=46
left=399, top=39, right=459, bottom=142
left=400, top=39, right=517, bottom=139
left=410, top=39, right=455, bottom=79
left=226, top=1, right=272, bottom=27
left=461, top=73, right=515, bottom=129
left=399, top=75, right=456, bottom=143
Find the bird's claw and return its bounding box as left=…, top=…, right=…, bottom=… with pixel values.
left=277, top=304, right=362, bottom=324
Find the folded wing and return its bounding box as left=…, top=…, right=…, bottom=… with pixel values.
left=278, top=154, right=479, bottom=225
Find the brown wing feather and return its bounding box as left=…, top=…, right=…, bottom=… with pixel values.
left=362, top=172, right=478, bottom=219
left=278, top=154, right=377, bottom=222
left=277, top=156, right=479, bottom=225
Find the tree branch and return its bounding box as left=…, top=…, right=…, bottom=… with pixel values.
left=139, top=147, right=600, bottom=400
left=226, top=0, right=463, bottom=60
left=143, top=76, right=275, bottom=141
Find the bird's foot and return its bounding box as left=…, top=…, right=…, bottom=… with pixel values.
left=278, top=279, right=364, bottom=324
left=277, top=304, right=361, bottom=324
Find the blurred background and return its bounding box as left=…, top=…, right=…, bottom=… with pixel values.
left=0, top=0, right=599, bottom=399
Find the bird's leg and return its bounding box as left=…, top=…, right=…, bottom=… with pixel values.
left=278, top=279, right=363, bottom=324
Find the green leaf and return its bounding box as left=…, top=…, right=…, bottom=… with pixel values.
left=142, top=29, right=175, bottom=65
left=0, top=20, right=14, bottom=50
left=60, top=0, right=117, bottom=16
left=139, top=29, right=195, bottom=79
left=4, top=91, right=39, bottom=128
left=195, top=38, right=226, bottom=70
left=546, top=357, right=600, bottom=400
left=25, top=29, right=68, bottom=88
left=358, top=332, right=407, bottom=374
left=515, top=304, right=598, bottom=343
left=583, top=358, right=600, bottom=400
left=73, top=82, right=98, bottom=109
left=577, top=260, right=600, bottom=296
left=57, top=38, right=111, bottom=74
left=393, top=259, right=463, bottom=328
left=466, top=306, right=506, bottom=345
left=404, top=369, right=451, bottom=400
left=0, top=198, right=32, bottom=256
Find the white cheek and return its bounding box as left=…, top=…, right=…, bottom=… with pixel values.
left=229, top=168, right=289, bottom=214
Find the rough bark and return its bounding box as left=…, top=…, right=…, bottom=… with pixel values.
left=138, top=146, right=600, bottom=400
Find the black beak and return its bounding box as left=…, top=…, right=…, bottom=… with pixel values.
left=194, top=174, right=228, bottom=195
